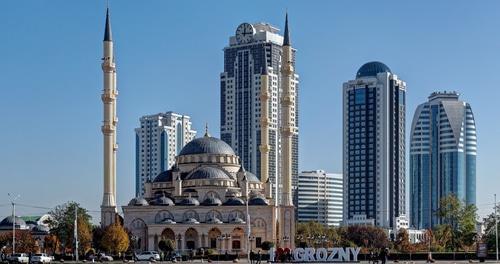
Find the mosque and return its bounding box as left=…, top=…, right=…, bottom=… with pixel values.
left=98, top=8, right=296, bottom=254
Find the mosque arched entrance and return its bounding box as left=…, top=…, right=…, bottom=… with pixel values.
left=185, top=228, right=199, bottom=250
left=208, top=227, right=222, bottom=249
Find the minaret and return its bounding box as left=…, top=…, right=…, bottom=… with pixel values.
left=259, top=64, right=270, bottom=185
left=100, top=7, right=118, bottom=227
left=280, top=13, right=294, bottom=206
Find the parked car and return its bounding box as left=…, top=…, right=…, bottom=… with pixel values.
left=7, top=253, right=29, bottom=264
left=135, top=251, right=160, bottom=261
left=31, top=253, right=51, bottom=263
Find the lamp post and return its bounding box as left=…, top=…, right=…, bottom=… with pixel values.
left=8, top=193, right=20, bottom=254
left=495, top=194, right=498, bottom=262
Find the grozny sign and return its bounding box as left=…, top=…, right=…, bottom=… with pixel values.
left=270, top=247, right=361, bottom=262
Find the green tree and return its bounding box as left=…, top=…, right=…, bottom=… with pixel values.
left=260, top=241, right=274, bottom=251
left=482, top=203, right=500, bottom=251
left=100, top=222, right=129, bottom=255
left=158, top=239, right=175, bottom=257
left=436, top=194, right=477, bottom=251
left=47, top=202, right=93, bottom=254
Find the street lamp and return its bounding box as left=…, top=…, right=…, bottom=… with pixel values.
left=8, top=193, right=20, bottom=254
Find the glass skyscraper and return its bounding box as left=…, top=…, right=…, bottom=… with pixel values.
left=135, top=112, right=197, bottom=196
left=297, top=170, right=343, bottom=226
left=343, top=61, right=406, bottom=228
left=410, top=91, right=477, bottom=229
left=220, top=22, right=299, bottom=201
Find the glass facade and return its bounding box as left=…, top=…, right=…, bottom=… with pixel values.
left=409, top=92, right=477, bottom=229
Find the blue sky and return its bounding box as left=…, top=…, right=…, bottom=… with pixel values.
left=1, top=0, right=499, bottom=222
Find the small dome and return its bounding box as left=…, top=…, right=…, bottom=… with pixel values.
left=0, top=216, right=26, bottom=229
left=187, top=167, right=231, bottom=180
left=206, top=217, right=223, bottom=224
left=356, top=61, right=391, bottom=78
left=179, top=136, right=235, bottom=156
left=160, top=218, right=177, bottom=224
left=128, top=197, right=149, bottom=206
left=184, top=218, right=200, bottom=224
left=178, top=197, right=200, bottom=206
left=153, top=170, right=173, bottom=183
left=151, top=195, right=175, bottom=206
left=223, top=197, right=245, bottom=206
left=201, top=196, right=222, bottom=206
left=249, top=196, right=269, bottom=206
left=230, top=217, right=246, bottom=224
left=245, top=172, right=260, bottom=183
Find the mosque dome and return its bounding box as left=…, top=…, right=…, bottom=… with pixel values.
left=128, top=197, right=149, bottom=206
left=249, top=196, right=269, bottom=206
left=153, top=170, right=173, bottom=183
left=0, top=216, right=26, bottom=229
left=187, top=167, right=231, bottom=180
left=151, top=195, right=175, bottom=206
left=356, top=61, right=391, bottom=78
left=230, top=217, right=246, bottom=224
left=201, top=196, right=223, bottom=206
left=245, top=172, right=260, bottom=183
left=178, top=197, right=200, bottom=206
left=179, top=135, right=235, bottom=156
left=223, top=197, right=245, bottom=206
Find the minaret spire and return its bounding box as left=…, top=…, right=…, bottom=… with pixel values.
left=101, top=7, right=118, bottom=227
left=283, top=12, right=291, bottom=46
left=279, top=11, right=294, bottom=207
left=104, top=8, right=112, bottom=42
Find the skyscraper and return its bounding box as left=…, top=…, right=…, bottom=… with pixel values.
left=100, top=8, right=118, bottom=227
left=297, top=170, right=343, bottom=226
left=410, top=91, right=477, bottom=229
left=220, top=18, right=299, bottom=202
left=135, top=112, right=196, bottom=196
left=342, top=61, right=406, bottom=228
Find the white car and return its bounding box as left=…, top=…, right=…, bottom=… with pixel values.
left=135, top=251, right=160, bottom=261
left=7, top=253, right=29, bottom=264
left=31, top=253, right=52, bottom=263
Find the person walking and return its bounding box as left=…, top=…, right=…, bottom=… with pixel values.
left=256, top=250, right=262, bottom=264
left=379, top=248, right=387, bottom=264
left=249, top=250, right=254, bottom=264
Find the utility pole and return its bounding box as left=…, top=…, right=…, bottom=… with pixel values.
left=495, top=194, right=498, bottom=262
left=74, top=207, right=79, bottom=262
left=245, top=179, right=251, bottom=263
left=8, top=193, right=20, bottom=254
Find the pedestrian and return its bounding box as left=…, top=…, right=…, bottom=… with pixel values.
left=256, top=250, right=261, bottom=264
left=379, top=248, right=387, bottom=264
left=249, top=250, right=254, bottom=264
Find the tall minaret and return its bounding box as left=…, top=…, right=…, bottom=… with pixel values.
left=100, top=7, right=118, bottom=227
left=259, top=64, right=273, bottom=199
left=280, top=13, right=294, bottom=206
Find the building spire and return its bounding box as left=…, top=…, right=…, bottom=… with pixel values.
left=204, top=122, right=210, bottom=137
left=283, top=12, right=290, bottom=46
left=104, top=8, right=112, bottom=41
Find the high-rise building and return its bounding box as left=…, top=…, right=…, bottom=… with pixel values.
left=297, top=170, right=343, bottom=226
left=135, top=112, right=196, bottom=196
left=220, top=18, right=299, bottom=202
left=410, top=91, right=477, bottom=229
left=342, top=61, right=406, bottom=228
left=100, top=8, right=118, bottom=227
